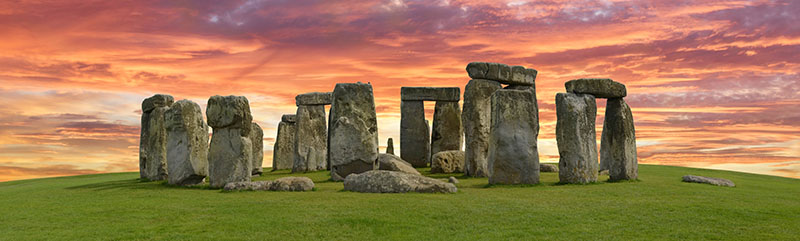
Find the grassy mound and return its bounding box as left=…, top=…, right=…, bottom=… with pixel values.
left=0, top=164, right=798, bottom=240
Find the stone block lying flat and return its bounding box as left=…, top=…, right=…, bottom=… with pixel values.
left=466, top=62, right=537, bottom=86
left=682, top=175, right=735, bottom=187
left=295, top=92, right=333, bottom=105
left=400, top=87, right=460, bottom=101
left=343, top=170, right=457, bottom=193
left=565, top=78, right=627, bottom=98
left=223, top=177, right=314, bottom=191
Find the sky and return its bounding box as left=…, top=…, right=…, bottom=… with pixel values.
left=0, top=0, right=798, bottom=182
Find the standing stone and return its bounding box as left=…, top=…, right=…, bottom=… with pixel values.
left=488, top=90, right=540, bottom=184
left=400, top=100, right=430, bottom=167
left=329, top=82, right=379, bottom=181
left=250, top=122, right=264, bottom=176
left=207, top=95, right=253, bottom=188
left=386, top=138, right=394, bottom=155
left=462, top=79, right=502, bottom=177
left=431, top=101, right=462, bottom=161
left=272, top=114, right=296, bottom=171
left=293, top=105, right=327, bottom=173
left=556, top=92, right=598, bottom=184
left=139, top=94, right=174, bottom=181
left=600, top=98, right=638, bottom=181
left=165, top=100, right=208, bottom=185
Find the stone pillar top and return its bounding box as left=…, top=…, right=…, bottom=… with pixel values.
left=206, top=95, right=252, bottom=130
left=466, top=62, right=537, bottom=86
left=281, top=114, right=297, bottom=123
left=142, top=94, right=174, bottom=113
left=296, top=92, right=333, bottom=106
left=400, top=87, right=460, bottom=101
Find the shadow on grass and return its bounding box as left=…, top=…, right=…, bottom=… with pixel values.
left=65, top=178, right=159, bottom=191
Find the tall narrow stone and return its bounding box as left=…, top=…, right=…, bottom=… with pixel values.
left=556, top=92, right=598, bottom=184
left=386, top=138, right=394, bottom=155
left=600, top=98, right=638, bottom=181
left=488, top=90, right=540, bottom=184
left=139, top=94, right=174, bottom=181
left=400, top=100, right=430, bottom=167
left=462, top=79, right=502, bottom=177
left=272, top=114, right=296, bottom=171
left=293, top=105, right=327, bottom=173
left=431, top=101, right=462, bottom=160
left=329, top=82, right=379, bottom=181
left=250, top=122, right=264, bottom=176
left=165, top=100, right=208, bottom=185
left=207, top=95, right=253, bottom=188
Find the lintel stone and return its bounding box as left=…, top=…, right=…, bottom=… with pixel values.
left=400, top=87, right=460, bottom=101
left=295, top=92, right=333, bottom=106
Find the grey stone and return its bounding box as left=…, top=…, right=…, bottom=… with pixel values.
left=540, top=163, right=558, bottom=172
left=431, top=150, right=465, bottom=174
left=250, top=122, right=264, bottom=176
left=165, top=100, right=209, bottom=185
left=400, top=87, right=460, bottom=101
left=206, top=95, right=253, bottom=132
left=141, top=94, right=174, bottom=113
left=600, top=98, right=638, bottom=181
left=386, top=138, right=394, bottom=155
left=400, top=100, right=430, bottom=167
left=510, top=65, right=537, bottom=86
left=343, top=170, right=457, bottom=193
left=208, top=128, right=252, bottom=188
left=377, top=153, right=420, bottom=175
left=139, top=94, right=173, bottom=181
left=448, top=176, right=459, bottom=184
left=223, top=177, right=315, bottom=191
left=293, top=105, right=327, bottom=173
left=431, top=101, right=462, bottom=160
left=468, top=62, right=537, bottom=86
left=272, top=119, right=296, bottom=171
left=565, top=78, right=627, bottom=98
left=281, top=114, right=296, bottom=123
left=682, top=175, right=735, bottom=187
left=329, top=82, right=379, bottom=181
left=504, top=85, right=539, bottom=133
left=462, top=79, right=502, bottom=177
left=599, top=170, right=609, bottom=176
left=223, top=180, right=269, bottom=191
left=295, top=92, right=333, bottom=106
left=488, top=89, right=540, bottom=184
left=486, top=63, right=511, bottom=83
left=556, top=92, right=598, bottom=184
left=466, top=62, right=489, bottom=79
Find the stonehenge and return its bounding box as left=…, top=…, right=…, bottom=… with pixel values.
left=328, top=82, right=379, bottom=181
left=488, top=89, right=540, bottom=184
left=272, top=114, right=296, bottom=171
left=207, top=95, right=253, bottom=189
left=601, top=98, right=638, bottom=181
left=556, top=93, right=598, bottom=184
left=293, top=92, right=331, bottom=173
left=139, top=94, right=173, bottom=181
left=165, top=100, right=209, bottom=186
left=399, top=100, right=430, bottom=167
left=462, top=79, right=502, bottom=177
left=400, top=87, right=462, bottom=167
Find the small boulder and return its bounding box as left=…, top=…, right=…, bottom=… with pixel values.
left=540, top=163, right=558, bottom=172
left=448, top=176, right=459, bottom=184
left=431, top=150, right=465, bottom=174
left=343, top=170, right=457, bottom=193
left=376, top=153, right=420, bottom=175
left=682, top=175, right=735, bottom=187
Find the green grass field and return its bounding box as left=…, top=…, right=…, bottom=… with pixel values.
left=0, top=164, right=798, bottom=240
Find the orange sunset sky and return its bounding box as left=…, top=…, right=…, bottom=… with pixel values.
left=0, top=0, right=798, bottom=182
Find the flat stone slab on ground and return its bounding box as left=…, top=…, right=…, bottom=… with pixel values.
left=376, top=154, right=420, bottom=175
left=223, top=177, right=315, bottom=191
left=682, top=175, right=735, bottom=187
left=565, top=78, right=626, bottom=98
left=400, top=87, right=460, bottom=101
left=295, top=92, right=333, bottom=105
left=540, top=163, right=558, bottom=172
left=343, top=170, right=457, bottom=193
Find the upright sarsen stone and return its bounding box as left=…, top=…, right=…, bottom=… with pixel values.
left=600, top=98, right=638, bottom=181
left=207, top=95, right=253, bottom=188
left=272, top=115, right=296, bottom=171
left=431, top=101, right=462, bottom=160
left=462, top=79, right=502, bottom=177
left=165, top=100, right=208, bottom=185
left=386, top=138, right=394, bottom=155
left=400, top=100, right=430, bottom=167
left=139, top=94, right=174, bottom=181
left=556, top=93, right=598, bottom=184
left=250, top=122, right=264, bottom=176
left=293, top=105, right=327, bottom=172
left=329, top=82, right=379, bottom=181
left=487, top=90, right=540, bottom=184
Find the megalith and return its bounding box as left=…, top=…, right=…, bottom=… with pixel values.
left=250, top=122, right=264, bottom=176
left=600, top=98, right=638, bottom=181
left=139, top=94, right=174, bottom=181
left=555, top=92, right=598, bottom=184
left=400, top=87, right=461, bottom=167
left=431, top=100, right=462, bottom=159
left=400, top=100, right=429, bottom=167
left=165, top=99, right=208, bottom=185
left=461, top=79, right=501, bottom=177
left=329, top=82, right=379, bottom=181
left=386, top=138, right=394, bottom=155
left=207, top=95, right=253, bottom=188
left=487, top=89, right=540, bottom=184
left=565, top=78, right=626, bottom=98
left=293, top=92, right=331, bottom=173
left=466, top=62, right=537, bottom=86
left=272, top=114, right=296, bottom=171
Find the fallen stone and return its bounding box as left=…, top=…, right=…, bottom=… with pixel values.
left=272, top=116, right=296, bottom=171
left=462, top=79, right=502, bottom=177
left=343, top=170, right=457, bottom=193
left=600, top=98, right=638, bottom=181
left=565, top=78, right=626, bottom=98
left=386, top=138, right=394, bottom=155
left=293, top=105, right=327, bottom=173
left=165, top=100, right=208, bottom=185
left=400, top=87, right=460, bottom=101
left=400, top=100, right=430, bottom=167
left=329, top=82, right=379, bottom=181
left=488, top=89, right=540, bottom=184
left=139, top=94, right=174, bottom=181
left=208, top=128, right=252, bottom=188
left=295, top=92, right=333, bottom=106
left=540, top=163, right=558, bottom=172
left=206, top=95, right=253, bottom=132
left=377, top=153, right=420, bottom=175
left=682, top=175, right=735, bottom=187
left=431, top=150, right=465, bottom=174
left=431, top=101, right=462, bottom=160
left=223, top=177, right=315, bottom=191
left=250, top=122, right=264, bottom=176
left=448, top=176, right=459, bottom=184
left=556, top=92, right=598, bottom=184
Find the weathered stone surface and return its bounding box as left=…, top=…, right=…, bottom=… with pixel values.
left=223, top=177, right=315, bottom=191
left=400, top=100, right=430, bottom=167
left=293, top=105, right=327, bottom=173
left=565, top=78, right=627, bottom=98
left=343, top=170, right=457, bottom=193
left=682, top=175, right=735, bottom=187
left=431, top=150, right=465, bottom=174
left=486, top=62, right=511, bottom=83
left=295, top=92, right=333, bottom=106
left=556, top=92, right=598, bottom=184
left=467, top=62, right=536, bottom=86
left=281, top=114, right=296, bottom=123
left=250, top=122, right=264, bottom=176
left=329, top=82, right=379, bottom=181
left=599, top=170, right=609, bottom=176
left=377, top=153, right=420, bottom=175
left=206, top=95, right=253, bottom=132
left=386, top=138, right=394, bottom=155
left=431, top=101, right=462, bottom=160
left=208, top=128, right=252, bottom=188
left=600, top=98, right=638, bottom=181
left=272, top=119, right=296, bottom=171
left=400, top=87, right=460, bottom=101
left=139, top=94, right=174, bottom=181
left=540, top=163, right=558, bottom=172
left=510, top=65, right=538, bottom=86
left=466, top=62, right=489, bottom=79
left=448, top=176, right=459, bottom=184
left=462, top=79, right=502, bottom=177
left=504, top=85, right=539, bottom=133
left=165, top=100, right=208, bottom=185
left=488, top=90, right=540, bottom=184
